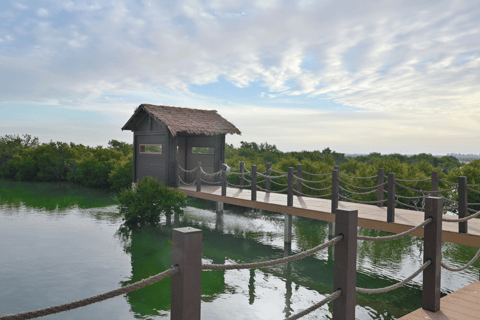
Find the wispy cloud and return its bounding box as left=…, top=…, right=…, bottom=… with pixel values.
left=1, top=0, right=479, bottom=152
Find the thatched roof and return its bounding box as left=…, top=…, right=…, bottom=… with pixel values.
left=122, top=104, right=242, bottom=136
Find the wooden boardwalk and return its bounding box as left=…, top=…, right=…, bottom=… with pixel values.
left=398, top=280, right=480, bottom=320
left=178, top=185, right=480, bottom=247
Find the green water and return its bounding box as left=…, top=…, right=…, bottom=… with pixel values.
left=1, top=180, right=479, bottom=319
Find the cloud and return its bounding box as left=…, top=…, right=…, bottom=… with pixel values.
left=1, top=0, right=479, bottom=153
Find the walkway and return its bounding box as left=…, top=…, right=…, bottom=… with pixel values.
left=399, top=280, right=480, bottom=320
left=178, top=185, right=480, bottom=247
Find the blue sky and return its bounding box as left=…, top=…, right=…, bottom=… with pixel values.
left=1, top=0, right=479, bottom=154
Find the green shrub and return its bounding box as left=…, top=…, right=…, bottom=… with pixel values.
left=115, top=175, right=187, bottom=226
left=108, top=155, right=133, bottom=192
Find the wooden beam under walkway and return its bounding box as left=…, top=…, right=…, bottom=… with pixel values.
left=398, top=280, right=480, bottom=320
left=178, top=185, right=480, bottom=248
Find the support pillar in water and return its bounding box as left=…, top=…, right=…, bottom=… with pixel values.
left=284, top=213, right=292, bottom=244
left=328, top=222, right=335, bottom=237
left=216, top=202, right=224, bottom=214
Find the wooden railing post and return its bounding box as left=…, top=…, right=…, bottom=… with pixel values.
left=196, top=162, right=201, bottom=192
left=333, top=208, right=358, bottom=320
left=332, top=169, right=339, bottom=213
left=251, top=165, right=257, bottom=201
left=458, top=176, right=468, bottom=233
left=431, top=171, right=439, bottom=197
left=239, top=161, right=245, bottom=190
left=377, top=168, right=384, bottom=207
left=287, top=167, right=294, bottom=206
left=387, top=173, right=396, bottom=222
left=221, top=164, right=227, bottom=197
left=171, top=227, right=202, bottom=320
left=266, top=163, right=271, bottom=193
left=297, top=164, right=302, bottom=195
left=175, top=160, right=180, bottom=188
left=422, top=197, right=443, bottom=312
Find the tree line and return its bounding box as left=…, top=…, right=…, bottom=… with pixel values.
left=1, top=135, right=479, bottom=210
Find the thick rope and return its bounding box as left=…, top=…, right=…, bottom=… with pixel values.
left=467, top=187, right=480, bottom=194
left=295, top=190, right=332, bottom=198
left=339, top=186, right=378, bottom=195
left=395, top=183, right=456, bottom=194
left=200, top=179, right=221, bottom=185
left=202, top=236, right=343, bottom=271
left=339, top=173, right=378, bottom=179
left=301, top=183, right=331, bottom=192
left=395, top=200, right=422, bottom=211
left=296, top=176, right=332, bottom=184
left=302, top=171, right=332, bottom=177
left=271, top=180, right=288, bottom=186
left=227, top=182, right=250, bottom=188
left=441, top=249, right=480, bottom=272
left=178, top=165, right=197, bottom=173
left=178, top=176, right=197, bottom=186
left=339, top=179, right=387, bottom=190
left=439, top=179, right=458, bottom=185
left=395, top=194, right=429, bottom=199
left=0, top=267, right=179, bottom=320
left=256, top=179, right=267, bottom=184
left=286, top=290, right=342, bottom=320
left=356, top=260, right=431, bottom=294
left=358, top=218, right=432, bottom=241
left=270, top=169, right=287, bottom=174
left=443, top=209, right=480, bottom=222
left=440, top=196, right=458, bottom=203
left=339, top=195, right=386, bottom=204
left=200, top=167, right=222, bottom=177
left=396, top=178, right=431, bottom=182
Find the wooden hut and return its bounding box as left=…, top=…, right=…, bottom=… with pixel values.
left=121, top=104, right=241, bottom=187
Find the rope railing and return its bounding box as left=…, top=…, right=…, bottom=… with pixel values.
left=294, top=190, right=332, bottom=198
left=178, top=165, right=197, bottom=173
left=256, top=171, right=288, bottom=179
left=227, top=182, right=251, bottom=188
left=358, top=218, right=432, bottom=241
left=441, top=249, right=480, bottom=272
left=0, top=267, right=179, bottom=320
left=269, top=168, right=287, bottom=174
left=439, top=179, right=458, bottom=185
left=286, top=290, right=342, bottom=320
left=339, top=195, right=386, bottom=204
left=339, top=173, right=378, bottom=179
left=200, top=178, right=221, bottom=185
left=339, top=179, right=387, bottom=190
left=178, top=176, right=197, bottom=186
left=395, top=183, right=456, bottom=194
left=467, top=187, right=480, bottom=194
left=395, top=200, right=422, bottom=211
left=271, top=180, right=288, bottom=186
left=296, top=176, right=331, bottom=184
left=395, top=194, right=429, bottom=200
left=442, top=209, right=480, bottom=222
left=396, top=178, right=431, bottom=182
left=301, top=183, right=331, bottom=192
left=356, top=260, right=431, bottom=294
left=339, top=186, right=378, bottom=196
left=301, top=171, right=332, bottom=177
left=200, top=167, right=222, bottom=177
left=202, top=235, right=343, bottom=271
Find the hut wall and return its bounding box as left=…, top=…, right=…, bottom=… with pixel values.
left=134, top=115, right=168, bottom=184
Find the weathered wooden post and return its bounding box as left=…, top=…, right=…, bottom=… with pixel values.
left=333, top=208, right=358, bottom=320
left=174, top=160, right=180, bottom=188
left=458, top=176, right=468, bottom=233
left=431, top=171, right=439, bottom=197
left=251, top=165, right=257, bottom=201
left=239, top=161, right=245, bottom=190
left=331, top=169, right=339, bottom=213
left=266, top=163, right=271, bottom=193
left=387, top=173, right=396, bottom=222
left=196, top=162, right=201, bottom=192
left=297, top=164, right=303, bottom=195
left=284, top=167, right=294, bottom=244
left=377, top=168, right=384, bottom=207
left=422, top=197, right=443, bottom=312
left=217, top=164, right=227, bottom=214
left=171, top=227, right=202, bottom=320
left=330, top=168, right=339, bottom=237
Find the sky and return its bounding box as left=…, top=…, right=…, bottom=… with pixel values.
left=1, top=0, right=479, bottom=155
